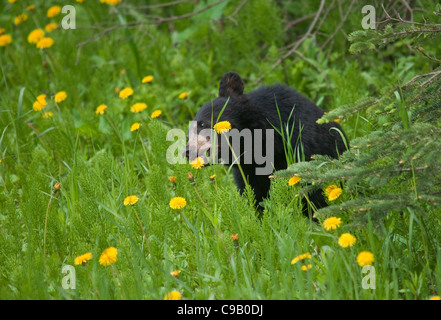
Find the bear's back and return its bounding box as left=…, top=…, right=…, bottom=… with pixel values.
left=246, top=84, right=346, bottom=161
left=246, top=84, right=325, bottom=126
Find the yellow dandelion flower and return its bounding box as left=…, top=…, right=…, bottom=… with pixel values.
left=325, top=184, right=338, bottom=196
left=170, top=270, right=181, bottom=277
left=99, top=247, right=118, bottom=266
left=27, top=29, right=45, bottom=44
left=76, top=0, right=86, bottom=3
left=33, top=94, right=48, bottom=111
left=301, top=264, right=313, bottom=271
left=210, top=174, right=216, bottom=181
left=47, top=6, right=61, bottom=18
left=26, top=5, right=36, bottom=11
left=323, top=216, right=342, bottom=231
left=190, top=157, right=205, bottom=169
left=328, top=187, right=342, bottom=201
left=36, top=37, right=54, bottom=49
left=54, top=91, right=67, bottom=103
left=213, top=121, right=231, bottom=134
left=142, top=75, right=154, bottom=83
left=164, top=290, right=182, bottom=300
left=9, top=0, right=17, bottom=3
left=151, top=110, right=162, bottom=118
left=169, top=197, right=187, bottom=210
left=130, top=102, right=147, bottom=113
left=338, top=233, right=357, bottom=248
left=291, top=252, right=312, bottom=265
left=429, top=296, right=441, bottom=300
left=357, top=251, right=374, bottom=267
left=14, top=14, right=28, bottom=26
left=42, top=111, right=53, bottom=118
left=0, top=34, right=13, bottom=47
left=288, top=176, right=301, bottom=186
left=74, top=252, right=93, bottom=265
left=119, top=87, right=133, bottom=99
left=130, top=122, right=141, bottom=132
left=178, top=92, right=189, bottom=99
left=101, top=0, right=122, bottom=5
left=96, top=104, right=107, bottom=115
left=124, top=195, right=139, bottom=206
left=45, top=23, right=58, bottom=33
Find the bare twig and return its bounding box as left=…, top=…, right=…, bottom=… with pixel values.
left=119, top=0, right=190, bottom=10
left=284, top=13, right=316, bottom=31
left=254, top=0, right=326, bottom=84
left=75, top=0, right=226, bottom=65
left=218, top=0, right=248, bottom=25
left=415, top=46, right=441, bottom=64
left=321, top=0, right=356, bottom=49
left=401, top=70, right=441, bottom=88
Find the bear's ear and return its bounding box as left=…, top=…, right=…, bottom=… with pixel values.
left=218, top=72, right=244, bottom=98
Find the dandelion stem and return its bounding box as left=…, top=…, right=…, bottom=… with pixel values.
left=43, top=193, right=54, bottom=256
left=223, top=133, right=249, bottom=189
left=192, top=184, right=231, bottom=264
left=138, top=132, right=151, bottom=170
left=134, top=209, right=151, bottom=255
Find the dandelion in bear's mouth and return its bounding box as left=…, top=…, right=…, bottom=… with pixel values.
left=190, top=157, right=205, bottom=169
left=119, top=87, right=134, bottom=99
left=213, top=121, right=231, bottom=134
left=288, top=176, right=301, bottom=186
left=74, top=252, right=92, bottom=266
left=357, top=251, right=374, bottom=267
left=130, top=102, right=147, bottom=113
left=338, top=233, right=357, bottom=248
left=169, top=197, right=187, bottom=210
left=323, top=216, right=342, bottom=231
left=124, top=195, right=139, bottom=206
left=99, top=247, right=118, bottom=266
left=95, top=104, right=107, bottom=115
left=130, top=122, right=141, bottom=132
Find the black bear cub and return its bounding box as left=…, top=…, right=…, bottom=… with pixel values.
left=185, top=71, right=348, bottom=216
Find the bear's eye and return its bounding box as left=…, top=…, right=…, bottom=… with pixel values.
left=200, top=122, right=205, bottom=128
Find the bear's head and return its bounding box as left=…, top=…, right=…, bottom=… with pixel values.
left=184, top=72, right=251, bottom=165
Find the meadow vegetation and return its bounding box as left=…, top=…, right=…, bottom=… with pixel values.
left=0, top=0, right=440, bottom=300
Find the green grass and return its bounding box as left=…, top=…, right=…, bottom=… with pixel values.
left=0, top=0, right=440, bottom=300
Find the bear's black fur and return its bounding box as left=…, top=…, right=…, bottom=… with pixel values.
left=185, top=71, right=348, bottom=216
